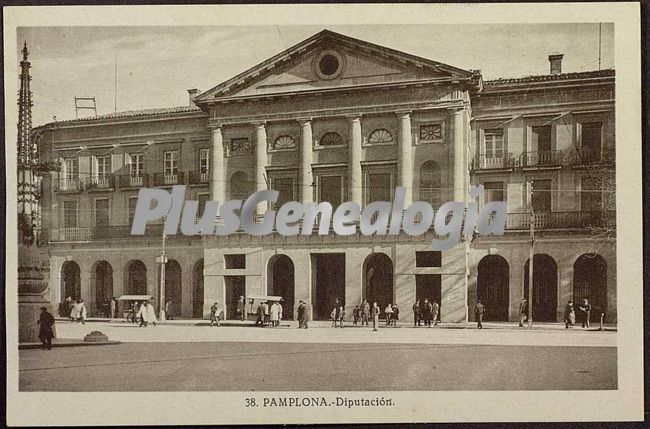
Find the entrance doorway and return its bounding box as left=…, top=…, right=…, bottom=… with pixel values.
left=415, top=274, right=442, bottom=321
left=477, top=255, right=510, bottom=321
left=524, top=254, right=558, bottom=322
left=125, top=260, right=147, bottom=295
left=164, top=259, right=182, bottom=316
left=573, top=254, right=607, bottom=321
left=94, top=261, right=113, bottom=316
left=193, top=259, right=204, bottom=318
left=268, top=255, right=295, bottom=320
left=312, top=253, right=345, bottom=320
left=363, top=253, right=394, bottom=317
left=61, top=261, right=81, bottom=301
left=225, top=276, right=245, bottom=320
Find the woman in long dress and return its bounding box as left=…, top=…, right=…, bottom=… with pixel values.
left=270, top=302, right=279, bottom=328
left=146, top=301, right=157, bottom=327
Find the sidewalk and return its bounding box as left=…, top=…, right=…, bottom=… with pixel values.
left=57, top=317, right=616, bottom=332
left=19, top=338, right=120, bottom=350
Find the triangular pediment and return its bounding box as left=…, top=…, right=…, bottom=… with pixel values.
left=195, top=30, right=479, bottom=103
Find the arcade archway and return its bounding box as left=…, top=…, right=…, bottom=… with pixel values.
left=477, top=255, right=510, bottom=321
left=267, top=255, right=295, bottom=320
left=523, top=254, right=558, bottom=322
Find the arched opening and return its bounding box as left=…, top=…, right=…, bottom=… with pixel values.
left=363, top=253, right=394, bottom=318
left=573, top=254, right=607, bottom=321
left=523, top=254, right=558, bottom=322
left=193, top=259, right=204, bottom=318
left=94, top=261, right=113, bottom=316
left=230, top=171, right=252, bottom=201
left=165, top=259, right=182, bottom=317
left=61, top=261, right=81, bottom=301
left=267, top=255, right=295, bottom=320
left=419, top=161, right=442, bottom=208
left=477, top=255, right=509, bottom=321
left=125, top=260, right=147, bottom=295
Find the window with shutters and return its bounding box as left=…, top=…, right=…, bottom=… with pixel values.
left=199, top=148, right=210, bottom=174
left=65, top=158, right=79, bottom=179
left=130, top=154, right=143, bottom=177
left=164, top=151, right=179, bottom=176
left=97, top=156, right=111, bottom=178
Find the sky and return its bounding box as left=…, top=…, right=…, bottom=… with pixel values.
left=16, top=24, right=614, bottom=127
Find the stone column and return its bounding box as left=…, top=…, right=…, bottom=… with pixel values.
left=397, top=111, right=413, bottom=206
left=348, top=115, right=363, bottom=206
left=452, top=109, right=466, bottom=202
left=210, top=124, right=225, bottom=203
left=299, top=119, right=313, bottom=205
left=254, top=122, right=268, bottom=213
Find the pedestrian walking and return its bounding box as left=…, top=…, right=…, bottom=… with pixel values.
left=37, top=306, right=55, bottom=350
left=372, top=302, right=380, bottom=331
left=146, top=301, right=157, bottom=327
left=422, top=299, right=432, bottom=327
left=392, top=304, right=399, bottom=326
left=297, top=300, right=305, bottom=328
left=165, top=300, right=174, bottom=320
left=78, top=299, right=87, bottom=324
left=475, top=299, right=485, bottom=329
left=101, top=297, right=110, bottom=318
left=564, top=300, right=575, bottom=329
left=277, top=301, right=283, bottom=327
left=270, top=301, right=280, bottom=327
left=302, top=301, right=310, bottom=329
left=361, top=299, right=370, bottom=326
left=137, top=301, right=147, bottom=327
left=353, top=305, right=360, bottom=326
left=262, top=301, right=270, bottom=326
left=337, top=305, right=345, bottom=328
left=210, top=302, right=220, bottom=327
left=384, top=303, right=393, bottom=326
left=237, top=295, right=246, bottom=321
left=518, top=298, right=528, bottom=327
left=130, top=301, right=138, bottom=323
left=413, top=300, right=421, bottom=327
left=431, top=300, right=439, bottom=326
left=256, top=302, right=265, bottom=327
left=578, top=298, right=592, bottom=328
left=111, top=297, right=117, bottom=319
left=64, top=296, right=73, bottom=319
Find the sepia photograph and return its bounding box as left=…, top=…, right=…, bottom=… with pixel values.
left=4, top=3, right=643, bottom=425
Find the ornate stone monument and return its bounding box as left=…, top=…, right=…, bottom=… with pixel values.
left=17, top=42, right=54, bottom=342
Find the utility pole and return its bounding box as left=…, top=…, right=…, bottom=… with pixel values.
left=159, top=218, right=167, bottom=321
left=527, top=180, right=535, bottom=329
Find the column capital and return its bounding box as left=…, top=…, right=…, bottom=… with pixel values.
left=345, top=113, right=363, bottom=121
left=395, top=110, right=412, bottom=118
left=296, top=117, right=313, bottom=125
left=208, top=121, right=223, bottom=131
left=251, top=121, right=267, bottom=128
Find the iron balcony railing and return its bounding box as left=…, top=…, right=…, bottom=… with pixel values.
left=570, top=148, right=606, bottom=165
left=519, top=150, right=565, bottom=167
left=187, top=170, right=210, bottom=185
left=152, top=172, right=185, bottom=186
left=117, top=174, right=150, bottom=188
left=42, top=210, right=615, bottom=242
left=472, top=153, right=515, bottom=170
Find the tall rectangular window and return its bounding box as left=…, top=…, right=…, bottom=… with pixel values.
left=484, top=182, right=504, bottom=203
left=128, top=197, right=139, bottom=224
left=367, top=173, right=392, bottom=204
left=580, top=122, right=602, bottom=161
left=94, top=199, right=110, bottom=227
left=531, top=125, right=552, bottom=153
left=130, top=154, right=143, bottom=177
left=483, top=129, right=504, bottom=159
left=164, top=151, right=179, bottom=175
left=581, top=177, right=602, bottom=211
left=97, top=156, right=111, bottom=178
left=65, top=158, right=79, bottom=179
left=319, top=175, right=343, bottom=207
left=199, top=148, right=210, bottom=174
left=197, top=193, right=210, bottom=218
left=62, top=201, right=78, bottom=228
left=531, top=179, right=552, bottom=213
left=273, top=178, right=295, bottom=209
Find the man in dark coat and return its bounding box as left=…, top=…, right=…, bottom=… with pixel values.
left=578, top=298, right=592, bottom=328
left=475, top=299, right=485, bottom=329
left=37, top=307, right=55, bottom=350
left=413, top=300, right=421, bottom=327
left=256, top=302, right=265, bottom=327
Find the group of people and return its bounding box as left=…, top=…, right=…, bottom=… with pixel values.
left=563, top=298, right=599, bottom=329
left=59, top=296, right=88, bottom=324
left=327, top=299, right=400, bottom=332
left=412, top=299, right=440, bottom=327
left=135, top=300, right=158, bottom=327
left=296, top=300, right=310, bottom=328
left=255, top=300, right=284, bottom=327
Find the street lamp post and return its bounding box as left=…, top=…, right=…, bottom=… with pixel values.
left=527, top=181, right=535, bottom=329
left=159, top=219, right=167, bottom=321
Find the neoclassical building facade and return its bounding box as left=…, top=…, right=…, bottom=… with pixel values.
left=35, top=30, right=616, bottom=323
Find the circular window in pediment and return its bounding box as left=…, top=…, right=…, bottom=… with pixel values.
left=314, top=50, right=345, bottom=80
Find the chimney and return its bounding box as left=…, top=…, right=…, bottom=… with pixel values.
left=548, top=53, right=564, bottom=75
left=187, top=88, right=201, bottom=106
